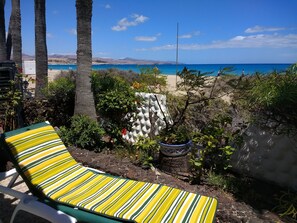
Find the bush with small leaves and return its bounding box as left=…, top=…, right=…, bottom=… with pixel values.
left=58, top=115, right=105, bottom=151
left=91, top=72, right=139, bottom=144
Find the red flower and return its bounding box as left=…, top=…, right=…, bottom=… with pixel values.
left=121, top=128, right=127, bottom=136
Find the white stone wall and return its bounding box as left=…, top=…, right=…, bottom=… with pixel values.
left=122, top=92, right=171, bottom=143
left=231, top=125, right=297, bottom=190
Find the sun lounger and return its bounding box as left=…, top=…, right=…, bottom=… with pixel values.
left=0, top=122, right=217, bottom=223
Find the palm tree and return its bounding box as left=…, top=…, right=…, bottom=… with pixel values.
left=34, top=0, right=48, bottom=98
left=0, top=0, right=7, bottom=61
left=6, top=0, right=22, bottom=66
left=74, top=0, right=97, bottom=120
left=9, top=0, right=22, bottom=68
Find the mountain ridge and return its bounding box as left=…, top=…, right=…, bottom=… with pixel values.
left=22, top=54, right=176, bottom=65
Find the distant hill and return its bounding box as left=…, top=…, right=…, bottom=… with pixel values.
left=22, top=54, right=175, bottom=65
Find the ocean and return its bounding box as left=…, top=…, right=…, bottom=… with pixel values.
left=48, top=63, right=292, bottom=76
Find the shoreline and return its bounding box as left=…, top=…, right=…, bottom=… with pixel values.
left=26, top=70, right=231, bottom=103
left=25, top=70, right=181, bottom=93
left=46, top=63, right=292, bottom=76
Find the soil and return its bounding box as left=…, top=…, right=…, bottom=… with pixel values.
left=68, top=147, right=294, bottom=223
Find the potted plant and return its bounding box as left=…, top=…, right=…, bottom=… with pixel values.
left=156, top=67, right=235, bottom=157
left=158, top=124, right=192, bottom=157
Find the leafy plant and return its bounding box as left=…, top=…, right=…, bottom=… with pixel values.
left=133, top=137, right=159, bottom=168
left=206, top=171, right=244, bottom=193
left=0, top=74, right=23, bottom=132
left=157, top=67, right=237, bottom=145
left=91, top=72, right=139, bottom=144
left=58, top=115, right=105, bottom=151
left=158, top=124, right=191, bottom=144
left=233, top=63, right=297, bottom=135
left=138, top=66, right=167, bottom=92
left=273, top=191, right=297, bottom=220
left=23, top=75, right=75, bottom=127
left=45, top=76, right=75, bottom=126
left=190, top=115, right=239, bottom=182
left=92, top=68, right=139, bottom=85
left=23, top=99, right=49, bottom=125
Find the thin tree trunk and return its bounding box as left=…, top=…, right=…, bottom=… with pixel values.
left=0, top=0, right=7, bottom=61
left=34, top=0, right=48, bottom=98
left=74, top=0, right=97, bottom=120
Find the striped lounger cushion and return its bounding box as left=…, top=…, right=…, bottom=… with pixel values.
left=4, top=123, right=217, bottom=223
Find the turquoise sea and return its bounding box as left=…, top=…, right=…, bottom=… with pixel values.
left=48, top=63, right=292, bottom=76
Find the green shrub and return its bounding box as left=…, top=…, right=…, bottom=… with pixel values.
left=92, top=69, right=139, bottom=85
left=0, top=75, right=23, bottom=131
left=59, top=115, right=105, bottom=151
left=46, top=76, right=75, bottom=126
left=91, top=72, right=139, bottom=143
left=158, top=124, right=191, bottom=144
left=133, top=137, right=160, bottom=168
left=190, top=115, right=240, bottom=182
left=97, top=89, right=137, bottom=119
left=23, top=99, right=49, bottom=125
left=138, top=67, right=167, bottom=90
left=23, top=76, right=75, bottom=127
left=234, top=64, right=297, bottom=134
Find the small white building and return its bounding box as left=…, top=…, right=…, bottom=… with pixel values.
left=22, top=60, right=36, bottom=75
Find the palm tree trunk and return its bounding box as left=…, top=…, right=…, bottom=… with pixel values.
left=6, top=25, right=12, bottom=60
left=34, top=0, right=48, bottom=98
left=74, top=0, right=97, bottom=120
left=0, top=0, right=7, bottom=61
left=10, top=0, right=22, bottom=68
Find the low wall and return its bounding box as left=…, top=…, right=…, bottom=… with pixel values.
left=231, top=125, right=297, bottom=190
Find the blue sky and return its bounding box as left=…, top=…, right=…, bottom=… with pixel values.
left=4, top=0, right=297, bottom=64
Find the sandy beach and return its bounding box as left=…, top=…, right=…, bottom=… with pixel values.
left=26, top=70, right=181, bottom=93
left=25, top=70, right=231, bottom=103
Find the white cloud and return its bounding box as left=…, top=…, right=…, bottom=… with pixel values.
left=95, top=51, right=109, bottom=56
left=68, top=28, right=77, bottom=35
left=105, top=4, right=111, bottom=9
left=112, top=14, right=149, bottom=31
left=47, top=32, right=54, bottom=38
left=135, top=33, right=160, bottom=42
left=179, top=34, right=192, bottom=39
left=136, top=44, right=175, bottom=51
left=133, top=14, right=148, bottom=23
left=179, top=31, right=200, bottom=39
left=135, top=36, right=157, bottom=42
left=245, top=25, right=286, bottom=33
left=231, top=36, right=246, bottom=41
left=137, top=33, right=297, bottom=51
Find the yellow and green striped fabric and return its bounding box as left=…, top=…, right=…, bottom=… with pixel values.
left=4, top=124, right=217, bottom=223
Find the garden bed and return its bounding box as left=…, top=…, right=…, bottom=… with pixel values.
left=68, top=147, right=288, bottom=223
